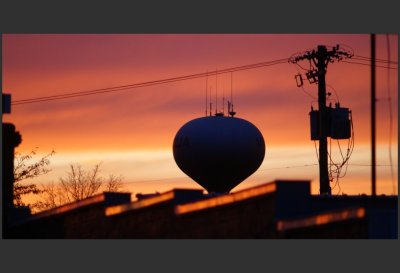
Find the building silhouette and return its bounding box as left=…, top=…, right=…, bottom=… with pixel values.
left=4, top=180, right=397, bottom=239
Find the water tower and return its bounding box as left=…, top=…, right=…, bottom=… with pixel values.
left=173, top=114, right=265, bottom=194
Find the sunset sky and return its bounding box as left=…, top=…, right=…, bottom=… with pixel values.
left=2, top=34, right=398, bottom=203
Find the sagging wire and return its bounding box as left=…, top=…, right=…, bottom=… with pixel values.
left=328, top=111, right=355, bottom=194
left=328, top=138, right=342, bottom=194
left=301, top=85, right=317, bottom=101
left=326, top=84, right=340, bottom=103
left=312, top=110, right=355, bottom=195
left=314, top=140, right=319, bottom=162
left=338, top=43, right=355, bottom=57
left=296, top=62, right=309, bottom=71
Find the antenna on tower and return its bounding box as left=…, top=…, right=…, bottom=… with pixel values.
left=231, top=72, right=233, bottom=105
left=209, top=86, right=212, bottom=117
left=205, top=70, right=208, bottom=116
left=222, top=75, right=225, bottom=116
left=215, top=69, right=218, bottom=116
left=229, top=72, right=236, bottom=117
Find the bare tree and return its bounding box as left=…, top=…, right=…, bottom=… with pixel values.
left=103, top=174, right=124, bottom=192
left=31, top=182, right=64, bottom=212
left=32, top=163, right=124, bottom=213
left=59, top=163, right=103, bottom=203
left=14, top=149, right=55, bottom=182
left=13, top=149, right=55, bottom=207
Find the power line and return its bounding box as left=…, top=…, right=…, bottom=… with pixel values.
left=342, top=60, right=398, bottom=70
left=121, top=162, right=396, bottom=185
left=258, top=164, right=318, bottom=171
left=11, top=54, right=398, bottom=106
left=349, top=164, right=395, bottom=167
left=121, top=164, right=319, bottom=184
left=12, top=58, right=288, bottom=106
left=353, top=55, right=398, bottom=64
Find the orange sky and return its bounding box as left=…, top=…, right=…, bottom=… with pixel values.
left=2, top=34, right=398, bottom=199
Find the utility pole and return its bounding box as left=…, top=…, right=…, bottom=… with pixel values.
left=289, top=45, right=353, bottom=195
left=316, top=46, right=330, bottom=195
left=370, top=34, right=376, bottom=196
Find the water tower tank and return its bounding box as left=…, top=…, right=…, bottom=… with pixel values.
left=173, top=116, right=265, bottom=193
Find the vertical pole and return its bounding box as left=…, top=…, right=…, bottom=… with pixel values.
left=215, top=69, right=218, bottom=115
left=317, top=45, right=331, bottom=195
left=371, top=34, right=377, bottom=196
left=205, top=71, right=208, bottom=117
left=2, top=123, right=22, bottom=228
